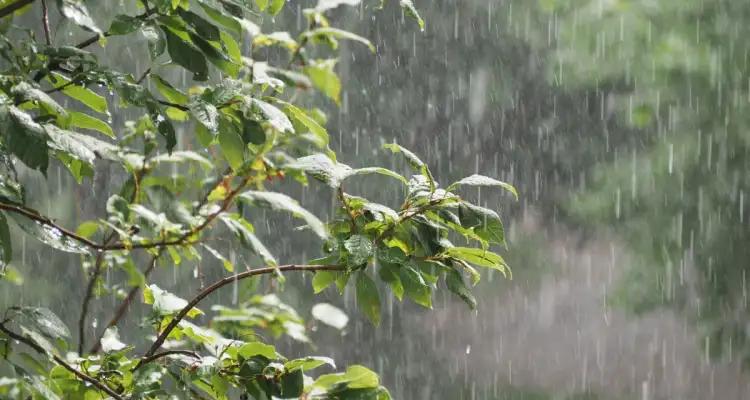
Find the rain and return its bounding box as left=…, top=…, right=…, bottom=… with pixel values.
left=1, top=0, right=749, bottom=399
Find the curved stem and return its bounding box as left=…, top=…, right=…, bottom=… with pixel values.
left=134, top=264, right=345, bottom=370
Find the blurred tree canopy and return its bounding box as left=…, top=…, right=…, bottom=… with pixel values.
left=535, top=0, right=750, bottom=365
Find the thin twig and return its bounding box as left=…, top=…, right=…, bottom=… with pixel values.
left=0, top=0, right=34, bottom=19
left=136, top=67, right=151, bottom=84
left=90, top=172, right=241, bottom=353
left=78, top=232, right=117, bottom=354
left=134, top=264, right=345, bottom=370
left=40, top=0, right=51, bottom=45
left=88, top=250, right=163, bottom=354
left=0, top=323, right=124, bottom=400
left=0, top=202, right=101, bottom=249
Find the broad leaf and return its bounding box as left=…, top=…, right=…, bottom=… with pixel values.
left=355, top=272, right=380, bottom=326
left=447, top=174, right=518, bottom=199
left=57, top=0, right=101, bottom=33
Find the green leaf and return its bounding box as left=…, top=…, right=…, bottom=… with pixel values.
left=8, top=213, right=89, bottom=254
left=0, top=176, right=23, bottom=204
left=383, top=142, right=435, bottom=189
left=269, top=0, right=286, bottom=14
left=443, top=247, right=508, bottom=275
left=57, top=0, right=101, bottom=33
left=304, top=60, right=341, bottom=104
left=287, top=153, right=352, bottom=187
left=188, top=30, right=239, bottom=77
left=312, top=270, right=339, bottom=293
left=303, top=27, right=375, bottom=52
left=399, top=0, right=424, bottom=31
left=0, top=213, right=10, bottom=268
left=311, top=303, right=349, bottom=329
left=49, top=73, right=108, bottom=114
left=190, top=99, right=219, bottom=131
left=280, top=368, right=304, bottom=398
left=0, top=107, right=49, bottom=172
left=447, top=174, right=518, bottom=200
left=16, top=307, right=70, bottom=339
left=278, top=101, right=329, bottom=145
left=255, top=0, right=269, bottom=11
left=284, top=356, right=335, bottom=372
left=45, top=124, right=118, bottom=165
left=446, top=269, right=477, bottom=310
left=152, top=75, right=188, bottom=105
left=238, top=342, right=276, bottom=359
left=144, top=284, right=203, bottom=318
left=399, top=264, right=432, bottom=308
left=218, top=125, right=245, bottom=170
left=344, top=234, right=374, bottom=266
left=162, top=26, right=209, bottom=81
left=178, top=9, right=220, bottom=41
left=68, top=112, right=114, bottom=138
left=458, top=202, right=505, bottom=245
left=143, top=24, right=167, bottom=59
left=377, top=262, right=404, bottom=301
left=198, top=2, right=242, bottom=36
left=314, top=365, right=380, bottom=390
left=355, top=272, right=380, bottom=326
left=108, top=14, right=144, bottom=35
left=11, top=82, right=66, bottom=117
left=238, top=191, right=328, bottom=239
left=75, top=220, right=99, bottom=238
left=253, top=98, right=294, bottom=133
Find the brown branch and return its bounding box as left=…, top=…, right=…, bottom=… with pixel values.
left=0, top=0, right=34, bottom=19
left=88, top=250, right=163, bottom=354
left=90, top=171, right=241, bottom=354
left=0, top=202, right=101, bottom=249
left=40, top=0, right=51, bottom=45
left=78, top=232, right=117, bottom=354
left=134, top=264, right=345, bottom=370
left=0, top=323, right=124, bottom=400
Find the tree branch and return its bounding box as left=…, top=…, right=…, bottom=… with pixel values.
left=0, top=0, right=34, bottom=19
left=0, top=202, right=101, bottom=249
left=134, top=264, right=345, bottom=370
left=40, top=0, right=51, bottom=45
left=88, top=250, right=163, bottom=354
left=0, top=323, right=124, bottom=400
left=78, top=232, right=117, bottom=354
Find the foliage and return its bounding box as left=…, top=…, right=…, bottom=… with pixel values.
left=535, top=0, right=750, bottom=365
left=0, top=0, right=516, bottom=398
